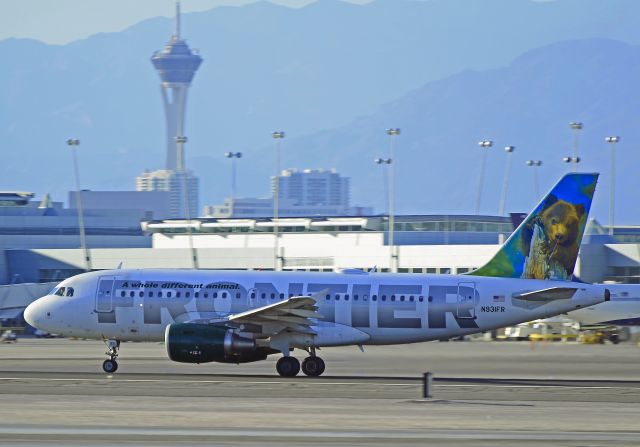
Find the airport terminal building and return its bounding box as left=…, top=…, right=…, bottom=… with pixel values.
left=1, top=211, right=638, bottom=286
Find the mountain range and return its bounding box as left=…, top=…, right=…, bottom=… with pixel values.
left=0, top=0, right=638, bottom=222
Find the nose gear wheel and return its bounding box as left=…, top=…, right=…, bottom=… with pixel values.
left=102, top=339, right=120, bottom=373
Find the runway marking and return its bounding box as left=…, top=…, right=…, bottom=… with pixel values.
left=0, top=376, right=636, bottom=391
left=0, top=377, right=414, bottom=387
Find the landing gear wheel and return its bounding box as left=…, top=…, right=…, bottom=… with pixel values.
left=102, top=339, right=120, bottom=373
left=301, top=356, right=325, bottom=377
left=276, top=356, right=300, bottom=377
left=102, top=359, right=118, bottom=373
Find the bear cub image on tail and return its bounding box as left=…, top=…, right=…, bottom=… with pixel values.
left=521, top=194, right=585, bottom=280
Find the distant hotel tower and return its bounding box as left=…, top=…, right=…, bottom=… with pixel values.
left=137, top=2, right=201, bottom=218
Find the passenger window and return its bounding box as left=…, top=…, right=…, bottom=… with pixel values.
left=391, top=295, right=396, bottom=302
left=270, top=293, right=275, bottom=299
left=194, top=292, right=199, bottom=298
left=176, top=292, right=181, bottom=298
left=158, top=291, right=163, bottom=298
left=120, top=291, right=126, bottom=297
left=400, top=296, right=405, bottom=302
left=363, top=294, right=368, bottom=301
left=66, top=288, right=74, bottom=297
left=410, top=296, right=414, bottom=302
left=139, top=291, right=144, bottom=298
left=236, top=293, right=241, bottom=299
left=213, top=292, right=218, bottom=298
left=167, top=292, right=172, bottom=298
left=261, top=293, right=266, bottom=299
left=250, top=292, right=256, bottom=299
left=335, top=294, right=340, bottom=301
left=149, top=291, right=154, bottom=297
left=129, top=291, right=135, bottom=298
left=372, top=295, right=377, bottom=301
left=345, top=295, right=349, bottom=301
left=222, top=292, right=227, bottom=298
left=325, top=295, right=330, bottom=300
left=186, top=292, right=190, bottom=298
left=354, top=295, right=358, bottom=301
left=279, top=293, right=284, bottom=300
left=204, top=293, right=209, bottom=298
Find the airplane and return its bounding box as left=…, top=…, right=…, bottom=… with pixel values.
left=24, top=173, right=610, bottom=377
left=569, top=283, right=640, bottom=326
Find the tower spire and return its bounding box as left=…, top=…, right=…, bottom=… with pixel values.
left=175, top=1, right=181, bottom=40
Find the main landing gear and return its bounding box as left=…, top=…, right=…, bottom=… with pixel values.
left=276, top=348, right=326, bottom=377
left=102, top=339, right=120, bottom=373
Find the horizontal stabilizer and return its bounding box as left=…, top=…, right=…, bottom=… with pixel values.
left=513, top=287, right=578, bottom=302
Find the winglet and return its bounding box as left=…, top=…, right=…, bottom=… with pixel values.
left=468, top=173, right=598, bottom=280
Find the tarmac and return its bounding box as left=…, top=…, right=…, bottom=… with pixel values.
left=0, top=338, right=638, bottom=446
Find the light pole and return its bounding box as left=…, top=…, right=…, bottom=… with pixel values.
left=499, top=145, right=515, bottom=216
left=272, top=131, right=285, bottom=271
left=605, top=136, right=620, bottom=236
left=224, top=152, right=242, bottom=202
left=562, top=155, right=581, bottom=168
left=570, top=122, right=583, bottom=171
left=374, top=157, right=393, bottom=270
left=67, top=138, right=92, bottom=272
left=526, top=160, right=542, bottom=201
left=175, top=135, right=198, bottom=269
left=386, top=128, right=400, bottom=273
left=476, top=140, right=493, bottom=215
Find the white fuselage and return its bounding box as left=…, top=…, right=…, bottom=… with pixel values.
left=25, top=269, right=608, bottom=348
left=569, top=284, right=640, bottom=326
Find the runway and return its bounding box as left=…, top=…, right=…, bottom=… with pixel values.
left=0, top=339, right=638, bottom=446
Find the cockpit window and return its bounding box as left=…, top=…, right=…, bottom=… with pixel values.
left=50, top=286, right=73, bottom=297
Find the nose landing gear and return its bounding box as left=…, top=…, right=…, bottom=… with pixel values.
left=102, top=339, right=120, bottom=373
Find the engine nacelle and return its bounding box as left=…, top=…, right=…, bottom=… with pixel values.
left=165, top=323, right=272, bottom=364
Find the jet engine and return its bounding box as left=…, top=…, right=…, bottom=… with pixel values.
left=165, top=323, right=272, bottom=364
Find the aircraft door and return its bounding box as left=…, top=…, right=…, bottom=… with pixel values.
left=456, top=282, right=477, bottom=319
left=95, top=277, right=115, bottom=313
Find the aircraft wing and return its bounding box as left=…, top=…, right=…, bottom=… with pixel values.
left=182, top=292, right=327, bottom=338
left=228, top=295, right=322, bottom=335
left=513, top=287, right=578, bottom=302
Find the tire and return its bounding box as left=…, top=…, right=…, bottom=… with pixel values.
left=276, top=356, right=300, bottom=377
left=102, top=359, right=118, bottom=373
left=301, top=356, right=325, bottom=377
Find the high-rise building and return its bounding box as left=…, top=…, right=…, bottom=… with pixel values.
left=203, top=168, right=370, bottom=218
left=136, top=170, right=198, bottom=219
left=273, top=169, right=350, bottom=210
left=139, top=2, right=202, bottom=218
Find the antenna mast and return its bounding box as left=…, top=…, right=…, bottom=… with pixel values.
left=175, top=1, right=181, bottom=39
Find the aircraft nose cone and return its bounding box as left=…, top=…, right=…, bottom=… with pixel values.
left=23, top=301, right=38, bottom=328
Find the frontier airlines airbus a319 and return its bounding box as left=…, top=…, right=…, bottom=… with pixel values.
left=25, top=173, right=609, bottom=377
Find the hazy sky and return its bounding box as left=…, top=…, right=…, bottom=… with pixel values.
left=1, top=0, right=373, bottom=45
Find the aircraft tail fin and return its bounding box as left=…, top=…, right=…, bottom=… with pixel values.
left=467, top=173, right=598, bottom=280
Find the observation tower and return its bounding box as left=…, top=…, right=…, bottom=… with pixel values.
left=151, top=2, right=202, bottom=171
